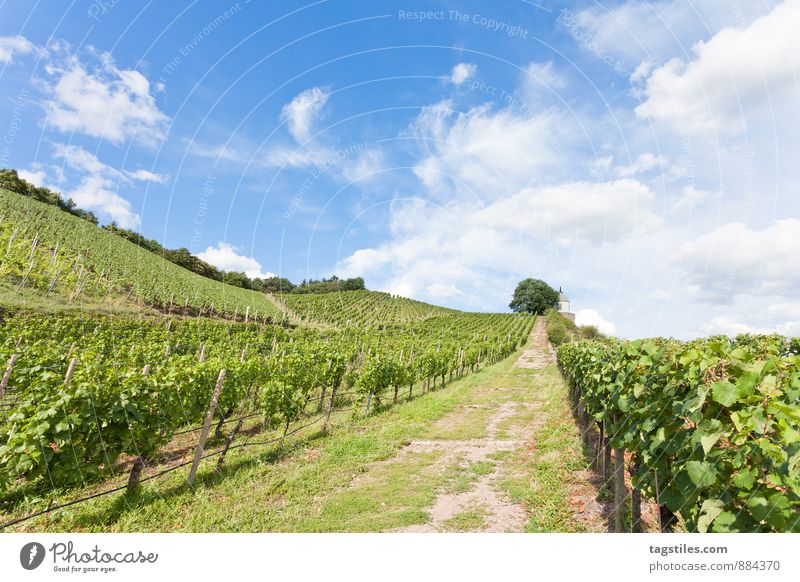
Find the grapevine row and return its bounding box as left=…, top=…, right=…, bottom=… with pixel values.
left=557, top=335, right=800, bottom=532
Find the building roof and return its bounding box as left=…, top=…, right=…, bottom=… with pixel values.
left=558, top=286, right=569, bottom=302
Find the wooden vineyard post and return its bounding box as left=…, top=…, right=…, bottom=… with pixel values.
left=323, top=381, right=339, bottom=432
left=64, top=358, right=78, bottom=389
left=630, top=462, right=642, bottom=533
left=575, top=389, right=585, bottom=438
left=15, top=260, right=35, bottom=293
left=188, top=369, right=227, bottom=487
left=653, top=471, right=677, bottom=532
left=603, top=428, right=612, bottom=484
left=127, top=364, right=151, bottom=492
left=46, top=270, right=63, bottom=297
left=365, top=391, right=373, bottom=417
left=318, top=359, right=333, bottom=413
left=0, top=354, right=18, bottom=399
left=596, top=420, right=604, bottom=472
left=613, top=446, right=626, bottom=533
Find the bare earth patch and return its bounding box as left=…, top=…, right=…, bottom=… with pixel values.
left=394, top=402, right=530, bottom=533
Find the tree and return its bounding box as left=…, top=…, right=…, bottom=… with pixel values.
left=260, top=277, right=296, bottom=293
left=509, top=278, right=558, bottom=315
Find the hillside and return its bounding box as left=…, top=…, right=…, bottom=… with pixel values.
left=0, top=188, right=283, bottom=321
left=275, top=289, right=459, bottom=327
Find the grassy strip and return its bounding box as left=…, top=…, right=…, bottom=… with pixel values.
left=497, top=365, right=603, bottom=532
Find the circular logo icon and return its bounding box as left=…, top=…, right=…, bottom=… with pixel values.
left=20, top=542, right=46, bottom=570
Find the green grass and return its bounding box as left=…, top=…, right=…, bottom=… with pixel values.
left=441, top=508, right=487, bottom=532
left=424, top=406, right=494, bottom=441
left=495, top=365, right=599, bottom=532
left=469, top=460, right=496, bottom=476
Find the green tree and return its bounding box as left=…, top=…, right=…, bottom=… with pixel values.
left=509, top=278, right=558, bottom=315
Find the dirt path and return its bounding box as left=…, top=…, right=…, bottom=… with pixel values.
left=377, top=318, right=550, bottom=532
left=514, top=318, right=555, bottom=369
left=294, top=316, right=614, bottom=533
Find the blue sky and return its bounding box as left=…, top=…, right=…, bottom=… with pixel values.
left=1, top=0, right=799, bottom=339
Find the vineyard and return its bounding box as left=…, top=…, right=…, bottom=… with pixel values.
left=2, top=182, right=798, bottom=534
left=0, top=188, right=283, bottom=320
left=275, top=289, right=458, bottom=327
left=557, top=335, right=800, bottom=533
left=0, top=309, right=534, bottom=526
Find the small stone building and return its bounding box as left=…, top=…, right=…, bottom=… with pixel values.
left=556, top=287, right=575, bottom=322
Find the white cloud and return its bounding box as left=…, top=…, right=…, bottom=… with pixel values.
left=338, top=178, right=660, bottom=309
left=426, top=282, right=463, bottom=298
left=450, top=63, right=477, bottom=84
left=0, top=35, right=37, bottom=63
left=340, top=148, right=385, bottom=183
left=43, top=54, right=168, bottom=145
left=53, top=143, right=166, bottom=183
left=575, top=309, right=617, bottom=335
left=125, top=169, right=168, bottom=184
left=650, top=289, right=672, bottom=301
left=522, top=61, right=566, bottom=90
left=48, top=143, right=166, bottom=226
left=678, top=219, right=800, bottom=299
left=410, top=101, right=567, bottom=196
left=197, top=242, right=275, bottom=279
left=567, top=0, right=778, bottom=68
left=670, top=186, right=713, bottom=211
left=53, top=143, right=111, bottom=175
left=69, top=175, right=140, bottom=228
left=699, top=315, right=759, bottom=336
left=17, top=168, right=48, bottom=186
left=474, top=179, right=661, bottom=245
left=588, top=155, right=614, bottom=179
left=280, top=86, right=329, bottom=142
left=615, top=153, right=665, bottom=177
left=635, top=1, right=800, bottom=135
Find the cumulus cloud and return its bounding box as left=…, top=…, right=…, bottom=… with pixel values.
left=615, top=153, right=666, bottom=178
left=699, top=315, right=760, bottom=336
left=125, top=169, right=168, bottom=184
left=0, top=35, right=37, bottom=63
left=474, top=179, right=661, bottom=245
left=677, top=219, right=800, bottom=299
left=48, top=143, right=166, bottom=227
left=635, top=1, right=800, bottom=135
left=280, top=86, right=329, bottom=142
left=450, top=63, right=477, bottom=84
left=69, top=175, right=141, bottom=228
left=567, top=0, right=778, bottom=68
left=338, top=178, right=660, bottom=308
left=340, top=148, right=385, bottom=183
left=43, top=54, right=168, bottom=145
left=426, top=282, right=464, bottom=298
left=410, top=101, right=568, bottom=196
left=17, top=168, right=49, bottom=186
left=53, top=143, right=167, bottom=184
left=198, top=242, right=275, bottom=279
left=575, top=309, right=617, bottom=335
left=669, top=186, right=714, bottom=212
left=522, top=61, right=567, bottom=91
